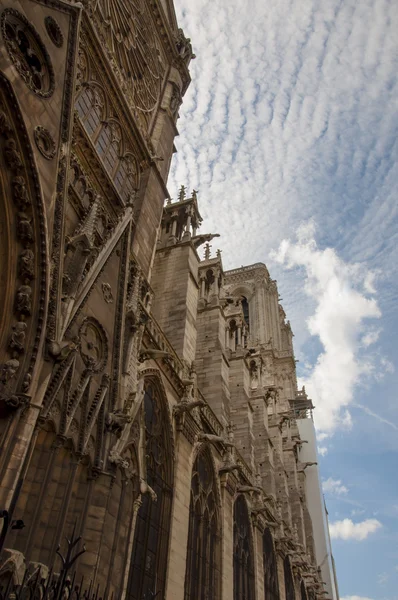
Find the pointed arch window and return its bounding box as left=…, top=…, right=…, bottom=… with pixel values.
left=241, top=296, right=250, bottom=329
left=95, top=121, right=121, bottom=177
left=263, top=528, right=279, bottom=600
left=76, top=85, right=104, bottom=138
left=184, top=449, right=221, bottom=600
left=127, top=382, right=173, bottom=600
left=284, top=556, right=295, bottom=600
left=233, top=495, right=255, bottom=600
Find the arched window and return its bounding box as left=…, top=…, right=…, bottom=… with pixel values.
left=114, top=154, right=138, bottom=202
left=95, top=121, right=121, bottom=177
left=184, top=449, right=221, bottom=600
left=76, top=85, right=104, bottom=138
left=242, top=296, right=250, bottom=328
left=284, top=556, right=295, bottom=600
left=233, top=495, right=255, bottom=600
left=301, top=580, right=308, bottom=600
left=127, top=382, right=173, bottom=600
left=263, top=528, right=279, bottom=600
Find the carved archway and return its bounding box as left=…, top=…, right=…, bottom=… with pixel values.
left=0, top=73, right=47, bottom=421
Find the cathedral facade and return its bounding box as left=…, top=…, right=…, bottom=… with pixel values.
left=0, top=0, right=336, bottom=599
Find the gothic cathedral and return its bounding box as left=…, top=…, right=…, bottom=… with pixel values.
left=0, top=1, right=336, bottom=599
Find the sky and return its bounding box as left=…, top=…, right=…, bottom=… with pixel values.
left=170, top=0, right=398, bottom=598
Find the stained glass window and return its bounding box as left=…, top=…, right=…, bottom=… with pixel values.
left=76, top=86, right=104, bottom=138
left=233, top=495, right=255, bottom=600
left=95, top=122, right=121, bottom=177
left=184, top=450, right=221, bottom=600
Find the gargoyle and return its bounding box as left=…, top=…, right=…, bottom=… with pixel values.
left=192, top=233, right=220, bottom=249
left=219, top=463, right=241, bottom=475
left=106, top=410, right=132, bottom=436
left=139, top=349, right=172, bottom=363
left=173, top=399, right=205, bottom=415
left=140, top=479, right=157, bottom=502
left=237, top=485, right=262, bottom=494
left=197, top=433, right=234, bottom=447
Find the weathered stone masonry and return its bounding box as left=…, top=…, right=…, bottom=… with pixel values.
left=0, top=1, right=332, bottom=599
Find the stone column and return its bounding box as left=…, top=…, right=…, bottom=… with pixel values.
left=120, top=496, right=142, bottom=600
left=237, top=325, right=242, bottom=347
left=225, top=327, right=230, bottom=350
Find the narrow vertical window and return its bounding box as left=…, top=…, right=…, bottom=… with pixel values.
left=76, top=86, right=104, bottom=138
left=184, top=450, right=221, bottom=600
left=114, top=154, right=138, bottom=202
left=95, top=122, right=121, bottom=177
left=127, top=382, right=173, bottom=600
left=242, top=296, right=250, bottom=329
left=233, top=495, right=255, bottom=600
left=284, top=556, right=295, bottom=600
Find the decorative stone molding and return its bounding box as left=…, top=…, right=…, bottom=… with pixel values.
left=44, top=15, right=63, bottom=48
left=1, top=8, right=55, bottom=98
left=79, top=317, right=108, bottom=373
left=34, top=126, right=56, bottom=160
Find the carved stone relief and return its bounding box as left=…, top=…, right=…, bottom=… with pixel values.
left=1, top=9, right=55, bottom=98
left=34, top=126, right=56, bottom=160
left=79, top=317, right=108, bottom=372
left=101, top=282, right=113, bottom=303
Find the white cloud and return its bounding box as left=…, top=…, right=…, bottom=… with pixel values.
left=340, top=596, right=374, bottom=600
left=378, top=572, right=389, bottom=585
left=329, top=518, right=382, bottom=541
left=354, top=403, right=398, bottom=432
left=322, top=477, right=348, bottom=495
left=317, top=446, right=328, bottom=456
left=272, top=225, right=381, bottom=434
left=361, top=329, right=381, bottom=348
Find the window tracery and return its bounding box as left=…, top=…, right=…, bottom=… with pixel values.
left=184, top=449, right=221, bottom=600
left=263, top=528, right=279, bottom=600
left=127, top=382, right=173, bottom=600
left=95, top=122, right=121, bottom=177
left=114, top=154, right=138, bottom=202
left=1, top=9, right=54, bottom=97
left=76, top=85, right=104, bottom=138
left=233, top=495, right=255, bottom=600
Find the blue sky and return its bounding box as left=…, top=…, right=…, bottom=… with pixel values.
left=170, top=0, right=398, bottom=598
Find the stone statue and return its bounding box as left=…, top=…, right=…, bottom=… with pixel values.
left=4, top=139, right=22, bottom=171
left=0, top=359, right=19, bottom=384
left=9, top=321, right=27, bottom=353
left=12, top=176, right=30, bottom=209
left=17, top=212, right=34, bottom=243
left=19, top=249, right=35, bottom=281
left=15, top=285, right=32, bottom=315
left=0, top=109, right=11, bottom=135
